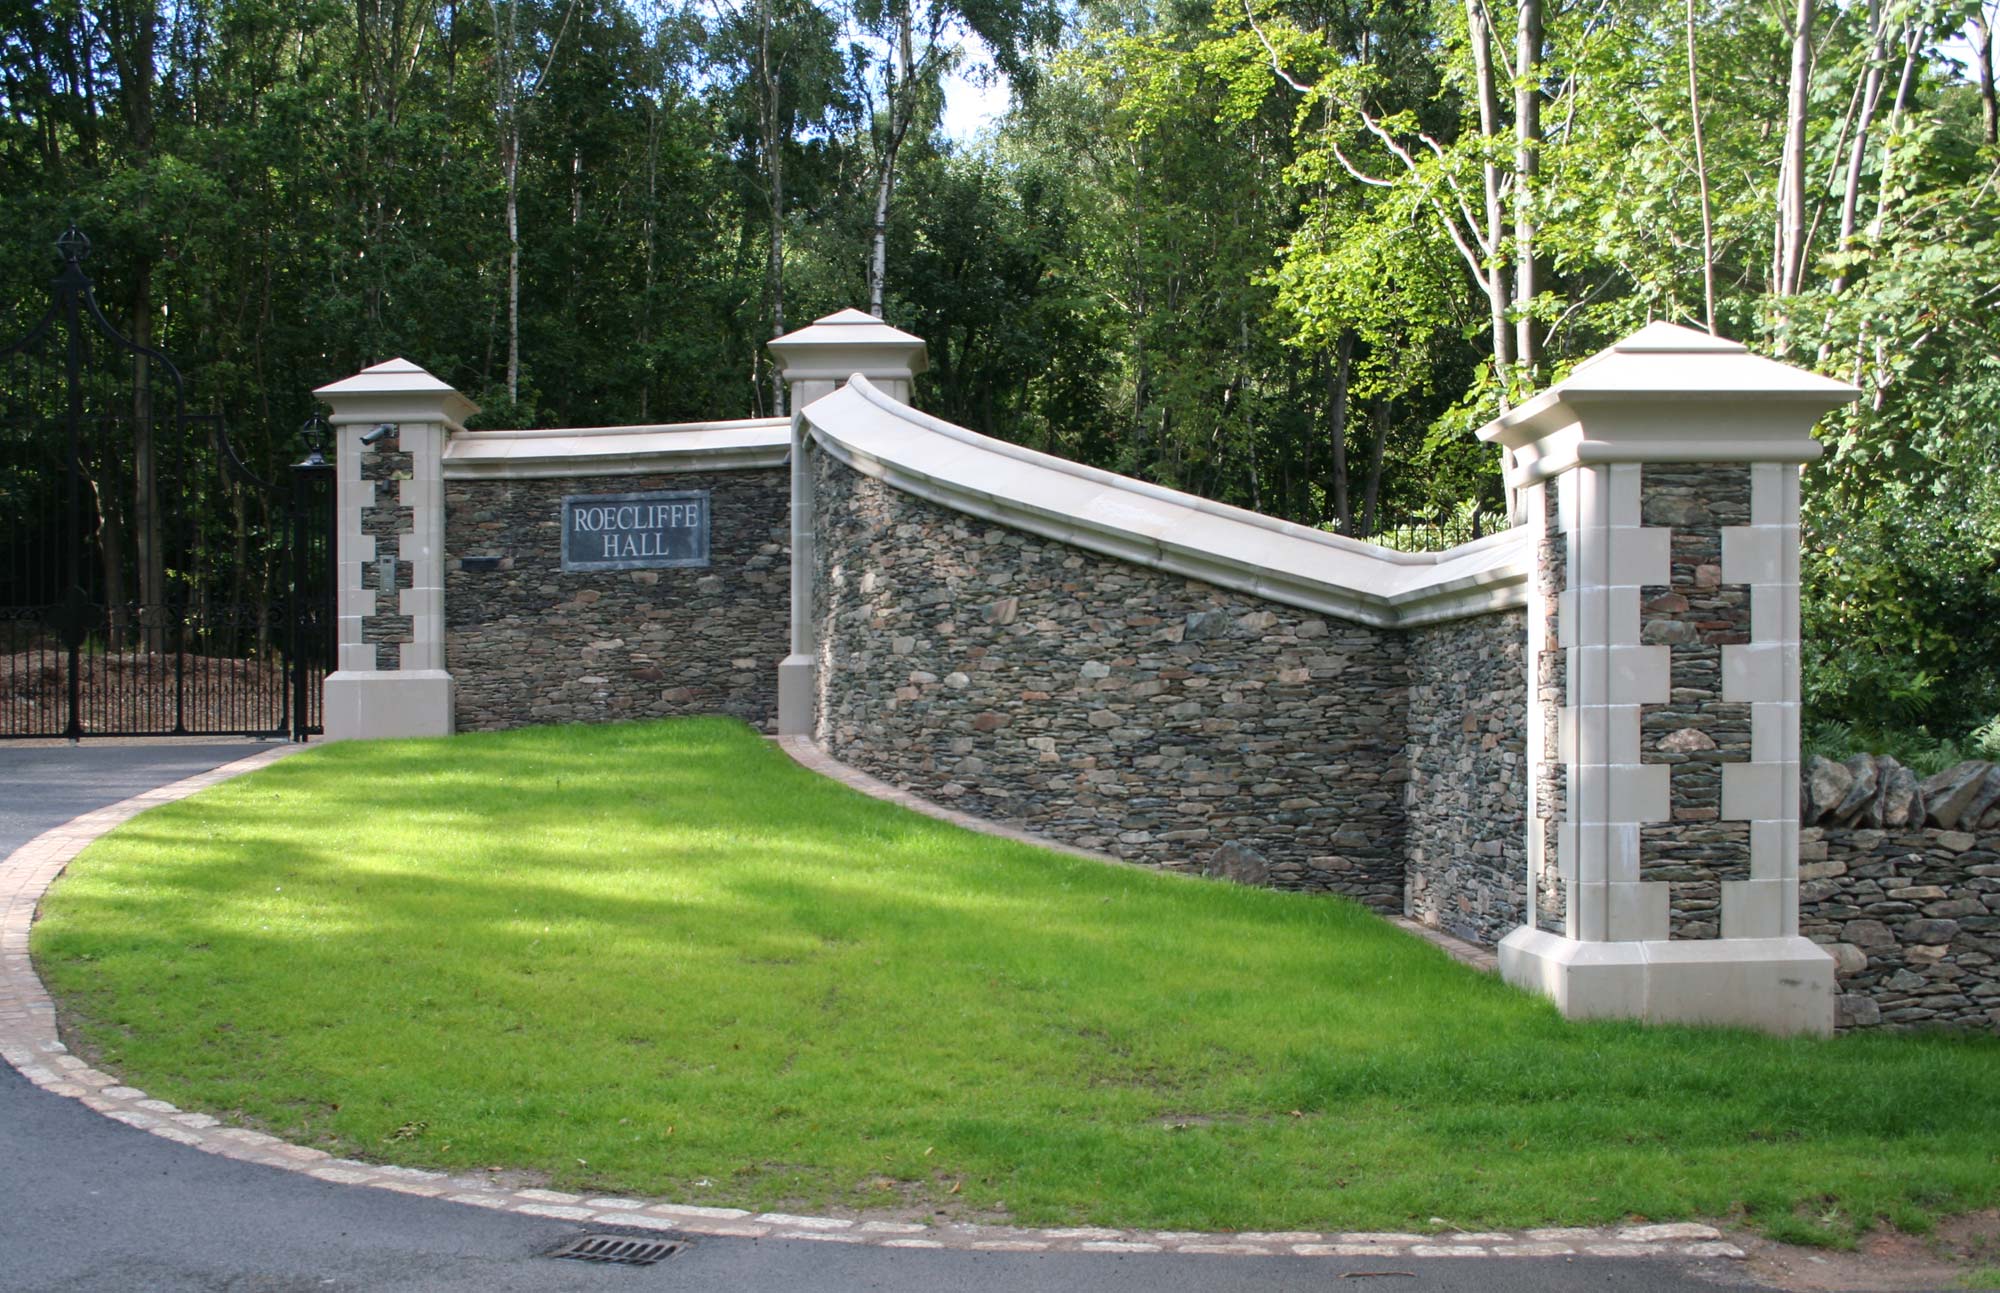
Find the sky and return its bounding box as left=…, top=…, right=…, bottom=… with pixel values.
left=938, top=39, right=1010, bottom=142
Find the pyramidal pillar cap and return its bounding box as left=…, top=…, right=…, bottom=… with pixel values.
left=1477, top=322, right=1859, bottom=488
left=768, top=309, right=928, bottom=387
left=314, top=357, right=479, bottom=428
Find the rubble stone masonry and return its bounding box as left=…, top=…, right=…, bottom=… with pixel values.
left=1638, top=464, right=1754, bottom=939
left=1403, top=611, right=1529, bottom=945
left=1802, top=825, right=2000, bottom=1032
left=808, top=450, right=1412, bottom=909
left=443, top=470, right=788, bottom=731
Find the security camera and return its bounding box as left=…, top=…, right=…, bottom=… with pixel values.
left=359, top=424, right=396, bottom=446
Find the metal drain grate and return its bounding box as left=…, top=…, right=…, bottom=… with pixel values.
left=545, top=1234, right=686, bottom=1266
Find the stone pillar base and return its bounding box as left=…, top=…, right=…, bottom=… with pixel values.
left=323, top=670, right=456, bottom=742
left=1498, top=926, right=1835, bottom=1037
left=777, top=653, right=816, bottom=736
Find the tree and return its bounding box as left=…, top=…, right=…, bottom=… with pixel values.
left=851, top=0, right=1057, bottom=318
left=489, top=0, right=581, bottom=405
left=710, top=0, right=847, bottom=412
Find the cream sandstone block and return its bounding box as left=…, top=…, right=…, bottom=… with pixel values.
left=1479, top=322, right=1852, bottom=1035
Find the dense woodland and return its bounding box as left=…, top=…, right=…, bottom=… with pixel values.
left=2, top=0, right=1998, bottom=755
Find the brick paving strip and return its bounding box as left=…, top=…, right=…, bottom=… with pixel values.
left=0, top=741, right=1737, bottom=1262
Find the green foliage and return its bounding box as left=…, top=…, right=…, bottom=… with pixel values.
left=1164, top=0, right=2000, bottom=750
left=1803, top=718, right=1990, bottom=779
left=3, top=0, right=1997, bottom=749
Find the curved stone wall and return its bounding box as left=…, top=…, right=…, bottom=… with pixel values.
left=809, top=450, right=1412, bottom=908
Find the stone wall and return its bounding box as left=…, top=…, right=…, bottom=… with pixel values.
left=358, top=437, right=416, bottom=669
left=1530, top=481, right=1567, bottom=935
left=1637, top=464, right=1754, bottom=940
left=1403, top=610, right=1528, bottom=944
left=1802, top=825, right=2000, bottom=1032
left=809, top=449, right=1410, bottom=910
left=443, top=469, right=788, bottom=731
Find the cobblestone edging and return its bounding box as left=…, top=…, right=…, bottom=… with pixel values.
left=0, top=748, right=1739, bottom=1263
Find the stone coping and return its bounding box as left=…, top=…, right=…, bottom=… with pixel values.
left=443, top=416, right=789, bottom=480
left=1475, top=323, right=1853, bottom=489
left=800, top=377, right=1529, bottom=629
left=0, top=743, right=1740, bottom=1263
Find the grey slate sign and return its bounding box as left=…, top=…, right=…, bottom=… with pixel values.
left=562, top=489, right=710, bottom=571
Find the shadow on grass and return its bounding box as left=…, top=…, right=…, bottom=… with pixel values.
left=29, top=716, right=2000, bottom=1236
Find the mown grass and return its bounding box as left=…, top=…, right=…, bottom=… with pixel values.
left=31, top=718, right=2000, bottom=1241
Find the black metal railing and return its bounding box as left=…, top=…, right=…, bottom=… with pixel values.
left=0, top=228, right=332, bottom=740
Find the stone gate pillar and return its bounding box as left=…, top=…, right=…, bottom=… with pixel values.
left=767, top=310, right=927, bottom=736
left=315, top=358, right=478, bottom=741
left=1478, top=324, right=1856, bottom=1035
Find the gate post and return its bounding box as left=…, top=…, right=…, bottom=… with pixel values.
left=1479, top=323, right=1855, bottom=1036
left=288, top=418, right=336, bottom=740
left=767, top=310, right=927, bottom=737
left=314, top=359, right=476, bottom=741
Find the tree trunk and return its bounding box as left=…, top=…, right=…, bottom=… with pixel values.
left=229, top=483, right=249, bottom=656
left=1973, top=8, right=1996, bottom=146
left=1463, top=0, right=1514, bottom=397
left=1361, top=398, right=1390, bottom=540
left=505, top=118, right=520, bottom=402
left=1832, top=0, right=1890, bottom=297
left=1687, top=0, right=1717, bottom=331
left=1773, top=0, right=1814, bottom=299
left=868, top=156, right=895, bottom=317
left=89, top=462, right=129, bottom=651
left=866, top=8, right=918, bottom=319
left=105, top=0, right=163, bottom=651
left=1866, top=25, right=1920, bottom=244
left=1513, top=0, right=1543, bottom=379
left=760, top=0, right=787, bottom=415
left=490, top=0, right=579, bottom=407
left=641, top=99, right=657, bottom=421
left=130, top=262, right=165, bottom=655
left=1327, top=331, right=1353, bottom=534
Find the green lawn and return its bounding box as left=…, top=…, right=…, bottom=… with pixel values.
left=31, top=718, right=2000, bottom=1243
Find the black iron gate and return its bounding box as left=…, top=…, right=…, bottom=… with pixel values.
left=0, top=228, right=333, bottom=741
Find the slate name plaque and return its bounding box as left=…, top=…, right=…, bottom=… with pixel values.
left=562, top=489, right=710, bottom=572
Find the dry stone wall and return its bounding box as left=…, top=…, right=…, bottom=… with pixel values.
left=1403, top=611, right=1529, bottom=945
left=443, top=469, right=788, bottom=731
left=808, top=449, right=1411, bottom=909
left=1799, top=753, right=2000, bottom=1032
left=1802, top=825, right=2000, bottom=1032
left=1531, top=483, right=1567, bottom=935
